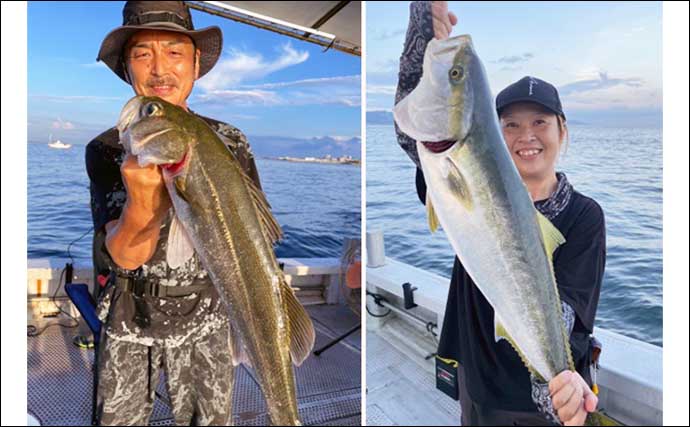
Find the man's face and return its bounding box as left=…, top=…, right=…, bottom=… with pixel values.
left=124, top=29, right=200, bottom=110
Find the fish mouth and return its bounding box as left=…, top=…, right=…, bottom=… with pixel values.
left=515, top=147, right=544, bottom=160
left=161, top=149, right=189, bottom=176
left=421, top=140, right=457, bottom=153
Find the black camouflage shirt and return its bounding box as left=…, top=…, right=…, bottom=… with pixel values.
left=85, top=112, right=262, bottom=347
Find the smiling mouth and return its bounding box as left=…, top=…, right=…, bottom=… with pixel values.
left=516, top=148, right=543, bottom=159
left=150, top=85, right=175, bottom=93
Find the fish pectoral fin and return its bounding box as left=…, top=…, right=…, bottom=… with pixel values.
left=174, top=176, right=190, bottom=204
left=493, top=313, right=510, bottom=343
left=166, top=214, right=195, bottom=269
left=229, top=324, right=252, bottom=368
left=172, top=175, right=203, bottom=212
left=445, top=157, right=473, bottom=210
left=280, top=277, right=315, bottom=366
left=536, top=211, right=566, bottom=262
left=426, top=192, right=441, bottom=232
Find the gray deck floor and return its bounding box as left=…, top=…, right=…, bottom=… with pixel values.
left=366, top=318, right=461, bottom=426
left=27, top=304, right=360, bottom=426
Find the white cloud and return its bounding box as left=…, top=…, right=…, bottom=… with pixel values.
left=370, top=28, right=406, bottom=40
left=367, top=58, right=399, bottom=75
left=248, top=75, right=359, bottom=89
left=492, top=52, right=534, bottom=65
left=289, top=92, right=360, bottom=107
left=194, top=89, right=281, bottom=106
left=563, top=84, right=661, bottom=111
left=30, top=94, right=124, bottom=103
left=324, top=135, right=360, bottom=142
left=196, top=43, right=309, bottom=91
left=194, top=75, right=361, bottom=107
left=51, top=117, right=75, bottom=130
left=81, top=61, right=108, bottom=69
left=559, top=71, right=644, bottom=97
left=366, top=85, right=397, bottom=95
left=558, top=71, right=660, bottom=111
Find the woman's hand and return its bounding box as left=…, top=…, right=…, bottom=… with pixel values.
left=549, top=370, right=598, bottom=426
left=431, top=1, right=458, bottom=40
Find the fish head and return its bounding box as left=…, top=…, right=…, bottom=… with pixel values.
left=447, top=36, right=481, bottom=147
left=394, top=35, right=480, bottom=149
left=117, top=96, right=194, bottom=174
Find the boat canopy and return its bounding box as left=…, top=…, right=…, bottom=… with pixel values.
left=187, top=1, right=361, bottom=56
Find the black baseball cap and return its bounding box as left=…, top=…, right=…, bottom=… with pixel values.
left=496, top=76, right=565, bottom=120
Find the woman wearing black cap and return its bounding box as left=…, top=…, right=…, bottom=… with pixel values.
left=394, top=2, right=605, bottom=426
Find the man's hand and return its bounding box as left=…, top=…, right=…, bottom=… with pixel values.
left=105, top=154, right=171, bottom=270
left=120, top=154, right=171, bottom=221
left=549, top=370, right=598, bottom=426
left=431, top=1, right=458, bottom=40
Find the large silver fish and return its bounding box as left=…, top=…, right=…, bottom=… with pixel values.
left=117, top=96, right=315, bottom=426
left=394, top=36, right=617, bottom=426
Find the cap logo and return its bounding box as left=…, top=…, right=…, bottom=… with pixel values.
left=528, top=76, right=538, bottom=96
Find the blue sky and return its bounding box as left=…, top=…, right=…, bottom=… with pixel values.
left=367, top=1, right=662, bottom=127
left=28, top=1, right=361, bottom=143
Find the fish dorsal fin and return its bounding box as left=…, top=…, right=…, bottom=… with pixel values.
left=280, top=276, right=316, bottom=366
left=494, top=313, right=545, bottom=382
left=166, top=214, right=195, bottom=269
left=239, top=169, right=283, bottom=245
left=536, top=211, right=566, bottom=261
left=426, top=192, right=440, bottom=232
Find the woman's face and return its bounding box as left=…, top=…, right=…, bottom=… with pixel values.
left=499, top=102, right=564, bottom=182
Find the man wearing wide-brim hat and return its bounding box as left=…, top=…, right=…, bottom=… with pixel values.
left=85, top=2, right=262, bottom=425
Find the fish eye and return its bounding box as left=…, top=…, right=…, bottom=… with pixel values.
left=142, top=102, right=161, bottom=117
left=449, top=67, right=464, bottom=81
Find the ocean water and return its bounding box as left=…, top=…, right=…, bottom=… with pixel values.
left=27, top=142, right=361, bottom=265
left=366, top=124, right=663, bottom=347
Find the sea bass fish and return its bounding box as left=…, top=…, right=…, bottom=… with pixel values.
left=117, top=96, right=315, bottom=426
left=393, top=36, right=617, bottom=426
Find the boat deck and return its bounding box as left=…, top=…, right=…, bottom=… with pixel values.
left=367, top=317, right=461, bottom=426
left=27, top=304, right=361, bottom=426
left=365, top=253, right=663, bottom=426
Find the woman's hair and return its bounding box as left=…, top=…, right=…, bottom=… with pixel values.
left=557, top=115, right=569, bottom=156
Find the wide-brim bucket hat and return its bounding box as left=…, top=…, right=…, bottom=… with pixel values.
left=97, top=1, right=222, bottom=84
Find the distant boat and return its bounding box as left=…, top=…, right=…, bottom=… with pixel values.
left=48, top=134, right=71, bottom=149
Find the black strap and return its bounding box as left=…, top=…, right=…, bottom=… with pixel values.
left=126, top=11, right=192, bottom=30
left=149, top=282, right=210, bottom=298
left=114, top=273, right=210, bottom=298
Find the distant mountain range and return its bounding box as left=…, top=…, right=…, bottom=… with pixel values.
left=367, top=110, right=395, bottom=125
left=28, top=133, right=362, bottom=159
left=247, top=135, right=361, bottom=159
